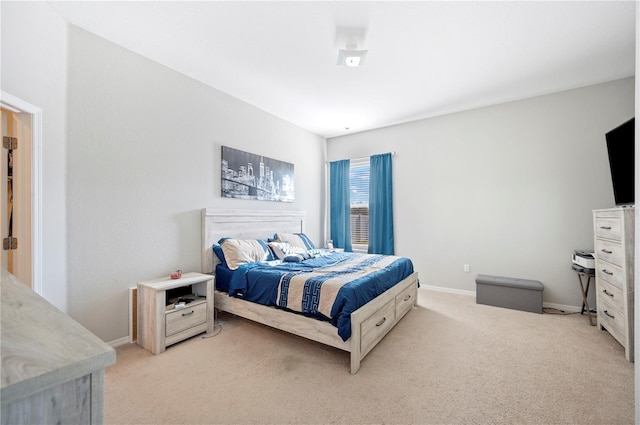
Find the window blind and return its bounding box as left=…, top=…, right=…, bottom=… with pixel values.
left=350, top=158, right=369, bottom=251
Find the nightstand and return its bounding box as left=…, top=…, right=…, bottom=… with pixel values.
left=137, top=272, right=214, bottom=354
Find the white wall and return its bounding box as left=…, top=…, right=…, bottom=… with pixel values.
left=1, top=2, right=69, bottom=311
left=328, top=78, right=634, bottom=309
left=2, top=2, right=325, bottom=343
left=64, top=26, right=325, bottom=342
left=2, top=1, right=634, bottom=342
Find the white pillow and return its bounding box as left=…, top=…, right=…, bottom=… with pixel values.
left=219, top=239, right=271, bottom=270
left=273, top=233, right=316, bottom=250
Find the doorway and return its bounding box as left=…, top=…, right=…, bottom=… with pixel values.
left=0, top=92, right=42, bottom=294
left=1, top=107, right=32, bottom=287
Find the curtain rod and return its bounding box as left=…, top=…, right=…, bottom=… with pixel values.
left=327, top=151, right=396, bottom=164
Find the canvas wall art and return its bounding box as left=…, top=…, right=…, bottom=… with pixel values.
left=221, top=146, right=294, bottom=202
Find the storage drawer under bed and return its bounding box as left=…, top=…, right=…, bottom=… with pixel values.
left=395, top=283, right=416, bottom=318
left=360, top=299, right=395, bottom=356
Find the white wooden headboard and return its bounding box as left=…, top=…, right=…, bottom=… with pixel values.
left=201, top=209, right=306, bottom=274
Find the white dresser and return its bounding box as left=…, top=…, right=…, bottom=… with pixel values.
left=593, top=207, right=635, bottom=362
left=1, top=269, right=116, bottom=424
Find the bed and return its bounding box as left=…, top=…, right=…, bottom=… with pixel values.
left=201, top=208, right=419, bottom=374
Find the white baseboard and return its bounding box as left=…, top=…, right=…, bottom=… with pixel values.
left=422, top=284, right=475, bottom=297
left=422, top=284, right=582, bottom=313
left=105, top=284, right=583, bottom=348
left=107, top=336, right=131, bottom=348
left=542, top=302, right=582, bottom=313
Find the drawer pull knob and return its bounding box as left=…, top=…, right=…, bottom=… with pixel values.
left=376, top=317, right=387, bottom=327
left=600, top=226, right=612, bottom=230
left=603, top=289, right=614, bottom=297
left=601, top=249, right=613, bottom=254
left=604, top=310, right=615, bottom=319
left=404, top=294, right=411, bottom=301
left=182, top=310, right=195, bottom=317
left=602, top=269, right=613, bottom=276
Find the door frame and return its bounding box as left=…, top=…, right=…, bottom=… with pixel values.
left=1, top=91, right=42, bottom=295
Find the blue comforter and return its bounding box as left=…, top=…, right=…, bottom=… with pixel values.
left=223, top=251, right=414, bottom=341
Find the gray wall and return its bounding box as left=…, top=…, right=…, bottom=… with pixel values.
left=2, top=2, right=325, bottom=342
left=1, top=2, right=69, bottom=311
left=64, top=27, right=325, bottom=342
left=2, top=2, right=635, bottom=342
left=328, top=77, right=634, bottom=309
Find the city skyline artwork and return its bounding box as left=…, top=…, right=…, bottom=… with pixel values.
left=221, top=146, right=294, bottom=202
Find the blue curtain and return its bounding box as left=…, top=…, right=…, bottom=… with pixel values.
left=368, top=153, right=394, bottom=255
left=330, top=160, right=352, bottom=252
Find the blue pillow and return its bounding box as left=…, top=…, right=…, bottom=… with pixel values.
left=212, top=243, right=228, bottom=267
left=283, top=254, right=304, bottom=263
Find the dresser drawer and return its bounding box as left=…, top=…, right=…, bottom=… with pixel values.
left=595, top=217, right=622, bottom=241
left=360, top=299, right=395, bottom=356
left=597, top=278, right=624, bottom=311
left=165, top=302, right=207, bottom=337
left=395, top=283, right=416, bottom=318
left=595, top=239, right=624, bottom=268
left=596, top=259, right=624, bottom=290
left=597, top=295, right=626, bottom=344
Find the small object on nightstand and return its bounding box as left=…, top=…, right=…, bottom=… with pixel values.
left=170, top=269, right=182, bottom=279
left=174, top=302, right=186, bottom=309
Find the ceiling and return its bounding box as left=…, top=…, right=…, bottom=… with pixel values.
left=48, top=1, right=635, bottom=138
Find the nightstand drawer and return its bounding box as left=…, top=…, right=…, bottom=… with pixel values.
left=595, top=217, right=622, bottom=241
left=166, top=302, right=207, bottom=337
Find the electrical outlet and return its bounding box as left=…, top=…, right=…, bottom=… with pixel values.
left=463, top=264, right=470, bottom=273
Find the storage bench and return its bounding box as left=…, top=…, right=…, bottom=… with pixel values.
left=475, top=274, right=543, bottom=314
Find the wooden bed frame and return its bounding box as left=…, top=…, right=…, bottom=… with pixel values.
left=201, top=208, right=419, bottom=374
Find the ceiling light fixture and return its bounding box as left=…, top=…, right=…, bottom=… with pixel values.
left=337, top=44, right=367, bottom=67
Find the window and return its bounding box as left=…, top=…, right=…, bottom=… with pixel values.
left=350, top=159, right=369, bottom=252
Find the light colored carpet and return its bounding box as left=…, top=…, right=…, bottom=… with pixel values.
left=105, top=288, right=634, bottom=424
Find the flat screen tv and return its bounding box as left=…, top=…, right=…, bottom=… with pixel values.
left=605, top=117, right=634, bottom=206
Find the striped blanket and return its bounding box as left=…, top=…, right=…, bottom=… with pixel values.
left=276, top=253, right=403, bottom=319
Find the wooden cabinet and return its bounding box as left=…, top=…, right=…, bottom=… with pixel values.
left=137, top=272, right=214, bottom=354
left=1, top=269, right=115, bottom=425
left=593, top=208, right=635, bottom=362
